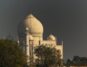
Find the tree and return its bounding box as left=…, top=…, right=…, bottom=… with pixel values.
left=66, top=56, right=87, bottom=66
left=34, top=45, right=61, bottom=67
left=72, top=56, right=81, bottom=65
left=66, top=59, right=72, bottom=67
left=72, top=56, right=87, bottom=66
left=0, top=39, right=27, bottom=67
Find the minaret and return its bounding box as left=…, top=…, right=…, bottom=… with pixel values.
left=29, top=34, right=34, bottom=67
left=25, top=27, right=30, bottom=65
left=26, top=27, right=34, bottom=66
left=61, top=40, right=64, bottom=67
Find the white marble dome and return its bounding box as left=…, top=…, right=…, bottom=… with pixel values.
left=47, top=34, right=56, bottom=41
left=25, top=14, right=44, bottom=36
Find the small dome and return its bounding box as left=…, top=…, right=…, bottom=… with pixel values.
left=25, top=14, right=44, bottom=36
left=29, top=34, right=33, bottom=40
left=47, top=34, right=56, bottom=41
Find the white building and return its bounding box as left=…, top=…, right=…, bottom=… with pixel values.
left=17, top=14, right=63, bottom=65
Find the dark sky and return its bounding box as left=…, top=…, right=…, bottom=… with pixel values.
left=0, top=0, right=87, bottom=60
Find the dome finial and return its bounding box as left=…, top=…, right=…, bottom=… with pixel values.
left=27, top=14, right=34, bottom=18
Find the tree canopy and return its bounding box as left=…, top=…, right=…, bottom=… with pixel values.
left=34, top=45, right=62, bottom=67
left=66, top=56, right=87, bottom=66
left=0, top=39, right=27, bottom=67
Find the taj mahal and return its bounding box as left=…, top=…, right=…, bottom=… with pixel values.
left=17, top=14, right=63, bottom=65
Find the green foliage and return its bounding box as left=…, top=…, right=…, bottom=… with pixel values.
left=34, top=45, right=61, bottom=67
left=66, top=56, right=87, bottom=66
left=0, top=39, right=27, bottom=67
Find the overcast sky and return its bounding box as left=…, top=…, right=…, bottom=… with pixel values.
left=0, top=0, right=87, bottom=60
